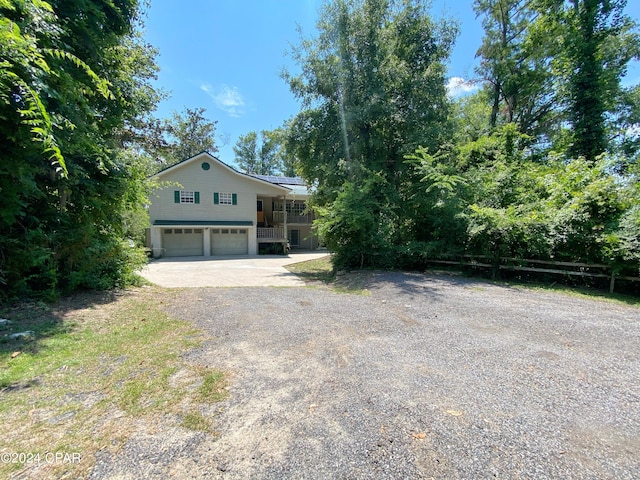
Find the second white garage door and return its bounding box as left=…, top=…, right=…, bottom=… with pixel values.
left=211, top=228, right=248, bottom=255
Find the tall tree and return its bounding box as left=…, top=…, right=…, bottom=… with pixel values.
left=162, top=107, right=218, bottom=166
left=474, top=0, right=639, bottom=159
left=234, top=132, right=259, bottom=173
left=234, top=129, right=286, bottom=175
left=474, top=0, right=557, bottom=142
left=287, top=0, right=456, bottom=184
left=285, top=0, right=457, bottom=267
left=0, top=0, right=161, bottom=298
left=561, top=0, right=639, bottom=160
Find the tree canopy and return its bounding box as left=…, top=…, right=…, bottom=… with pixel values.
left=161, top=107, right=219, bottom=166
left=284, top=0, right=640, bottom=289
left=0, top=0, right=161, bottom=299
left=233, top=129, right=285, bottom=175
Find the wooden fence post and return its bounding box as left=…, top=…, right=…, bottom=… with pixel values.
left=610, top=274, right=616, bottom=294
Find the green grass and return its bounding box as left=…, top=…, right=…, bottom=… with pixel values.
left=198, top=368, right=228, bottom=402
left=509, top=281, right=640, bottom=307
left=286, top=256, right=638, bottom=303
left=181, top=411, right=214, bottom=432
left=0, top=288, right=228, bottom=479
left=285, top=255, right=336, bottom=283
left=285, top=255, right=372, bottom=294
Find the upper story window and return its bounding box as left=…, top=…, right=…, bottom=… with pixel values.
left=287, top=202, right=306, bottom=215
left=219, top=192, right=233, bottom=205
left=180, top=191, right=195, bottom=204
left=174, top=190, right=200, bottom=204
left=214, top=192, right=237, bottom=205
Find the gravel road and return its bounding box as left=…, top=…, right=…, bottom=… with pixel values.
left=90, top=272, right=640, bottom=479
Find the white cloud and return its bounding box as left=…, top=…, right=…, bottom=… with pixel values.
left=201, top=84, right=246, bottom=118
left=446, top=77, right=478, bottom=98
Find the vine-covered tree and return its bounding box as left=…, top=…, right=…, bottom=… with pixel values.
left=561, top=0, right=640, bottom=160
left=0, top=0, right=161, bottom=299
left=474, top=0, right=640, bottom=160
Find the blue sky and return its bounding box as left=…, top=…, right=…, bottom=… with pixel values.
left=143, top=0, right=639, bottom=166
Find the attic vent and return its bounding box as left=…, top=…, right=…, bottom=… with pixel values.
left=201, top=162, right=210, bottom=171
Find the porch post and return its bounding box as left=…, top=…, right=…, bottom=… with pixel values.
left=283, top=195, right=288, bottom=253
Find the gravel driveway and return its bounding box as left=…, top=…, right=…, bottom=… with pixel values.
left=91, top=272, right=640, bottom=479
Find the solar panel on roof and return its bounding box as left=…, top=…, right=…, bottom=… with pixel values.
left=252, top=174, right=306, bottom=186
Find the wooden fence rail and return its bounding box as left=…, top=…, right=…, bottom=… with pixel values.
left=425, top=255, right=640, bottom=294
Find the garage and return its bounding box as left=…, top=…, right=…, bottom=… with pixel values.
left=211, top=228, right=248, bottom=255
left=162, top=228, right=204, bottom=257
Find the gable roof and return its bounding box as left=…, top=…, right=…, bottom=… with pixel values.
left=151, top=151, right=292, bottom=194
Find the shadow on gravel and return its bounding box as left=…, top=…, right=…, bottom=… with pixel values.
left=348, top=271, right=446, bottom=299
left=361, top=270, right=536, bottom=302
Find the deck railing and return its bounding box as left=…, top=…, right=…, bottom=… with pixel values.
left=257, top=227, right=285, bottom=240
left=272, top=211, right=313, bottom=224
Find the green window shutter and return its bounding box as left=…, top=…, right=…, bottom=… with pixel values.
left=213, top=192, right=219, bottom=205
left=232, top=193, right=237, bottom=205
left=174, top=191, right=180, bottom=203
left=194, top=192, right=200, bottom=204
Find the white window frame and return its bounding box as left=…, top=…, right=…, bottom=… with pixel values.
left=180, top=191, right=195, bottom=204
left=219, top=192, right=233, bottom=205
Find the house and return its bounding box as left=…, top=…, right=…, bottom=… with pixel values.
left=147, top=152, right=319, bottom=257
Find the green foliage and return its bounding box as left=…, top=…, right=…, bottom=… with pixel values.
left=315, top=175, right=391, bottom=269
left=286, top=0, right=457, bottom=269
left=474, top=0, right=556, bottom=139
left=473, top=0, right=640, bottom=160
left=0, top=0, right=161, bottom=300
left=285, top=0, right=456, bottom=183
left=466, top=203, right=553, bottom=260
left=161, top=107, right=219, bottom=166
left=282, top=0, right=640, bottom=285
left=234, top=129, right=287, bottom=175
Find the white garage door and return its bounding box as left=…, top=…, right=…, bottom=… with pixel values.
left=211, top=228, right=248, bottom=255
left=162, top=228, right=204, bottom=257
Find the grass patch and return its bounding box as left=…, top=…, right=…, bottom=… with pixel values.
left=509, top=282, right=640, bottom=307
left=285, top=255, right=336, bottom=283
left=287, top=258, right=637, bottom=303
left=285, top=255, right=371, bottom=294
left=181, top=410, right=213, bottom=432
left=422, top=266, right=640, bottom=306
left=0, top=287, right=227, bottom=479
left=197, top=368, right=228, bottom=402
